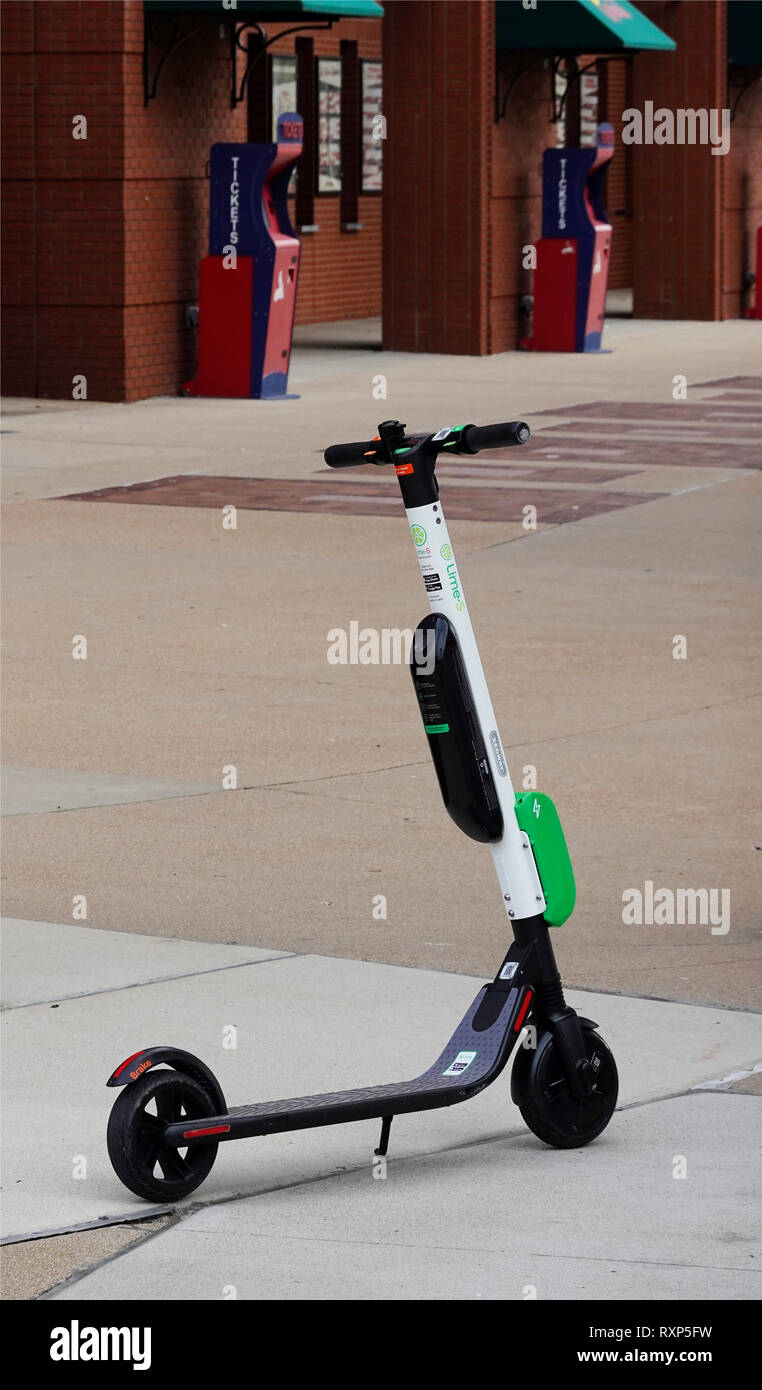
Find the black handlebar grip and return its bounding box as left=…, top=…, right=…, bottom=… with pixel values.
left=324, top=440, right=377, bottom=467
left=459, top=421, right=530, bottom=453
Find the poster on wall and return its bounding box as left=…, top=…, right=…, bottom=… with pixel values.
left=271, top=55, right=297, bottom=138
left=271, top=54, right=298, bottom=193
left=361, top=60, right=383, bottom=192
left=318, top=58, right=342, bottom=192
left=554, top=66, right=567, bottom=148
left=579, top=72, right=600, bottom=146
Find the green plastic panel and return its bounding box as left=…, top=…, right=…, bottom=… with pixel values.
left=514, top=791, right=576, bottom=927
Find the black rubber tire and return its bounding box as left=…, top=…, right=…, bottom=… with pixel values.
left=107, top=1069, right=219, bottom=1202
left=511, top=1023, right=618, bottom=1149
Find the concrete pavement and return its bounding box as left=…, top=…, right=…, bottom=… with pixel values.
left=1, top=919, right=760, bottom=1299
left=45, top=1094, right=761, bottom=1302
left=1, top=316, right=760, bottom=1297
left=2, top=374, right=759, bottom=1001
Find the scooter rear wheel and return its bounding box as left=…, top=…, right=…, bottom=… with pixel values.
left=511, top=1023, right=618, bottom=1149
left=107, top=1069, right=219, bottom=1202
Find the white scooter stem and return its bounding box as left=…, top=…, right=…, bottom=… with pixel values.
left=405, top=499, right=547, bottom=923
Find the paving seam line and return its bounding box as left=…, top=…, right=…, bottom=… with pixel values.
left=13, top=1079, right=761, bottom=1271
left=250, top=685, right=762, bottom=789
left=0, top=952, right=299, bottom=1012
left=3, top=942, right=761, bottom=1012
left=1, top=787, right=222, bottom=819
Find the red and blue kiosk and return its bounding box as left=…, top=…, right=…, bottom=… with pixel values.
left=526, top=123, right=615, bottom=353
left=187, top=113, right=303, bottom=399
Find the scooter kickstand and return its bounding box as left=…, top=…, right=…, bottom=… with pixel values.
left=375, top=1115, right=393, bottom=1157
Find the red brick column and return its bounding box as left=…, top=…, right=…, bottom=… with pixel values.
left=630, top=1, right=726, bottom=320
left=1, top=0, right=38, bottom=396
left=1, top=0, right=128, bottom=400
left=382, top=0, right=492, bottom=355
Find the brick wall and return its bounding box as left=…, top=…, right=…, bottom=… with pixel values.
left=479, top=1, right=758, bottom=325
left=2, top=0, right=754, bottom=398
left=600, top=58, right=633, bottom=291
left=599, top=2, right=760, bottom=316
left=1, top=0, right=38, bottom=396
left=1, top=0, right=381, bottom=402
left=294, top=20, right=382, bottom=325
left=381, top=13, right=640, bottom=355
left=382, top=7, right=562, bottom=357
left=382, top=0, right=492, bottom=355
left=1, top=0, right=129, bottom=399
left=631, top=0, right=726, bottom=319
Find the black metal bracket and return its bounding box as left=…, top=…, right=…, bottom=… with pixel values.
left=551, top=55, right=581, bottom=123
left=143, top=14, right=209, bottom=105
left=494, top=49, right=631, bottom=125
left=549, top=53, right=633, bottom=124
left=230, top=19, right=333, bottom=108
left=494, top=51, right=546, bottom=123
left=143, top=10, right=334, bottom=108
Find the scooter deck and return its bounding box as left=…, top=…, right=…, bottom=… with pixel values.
left=164, top=981, right=531, bottom=1147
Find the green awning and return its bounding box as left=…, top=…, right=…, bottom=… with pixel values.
left=497, top=0, right=676, bottom=54
left=145, top=1, right=383, bottom=17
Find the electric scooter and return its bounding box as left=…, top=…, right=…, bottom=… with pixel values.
left=106, top=418, right=618, bottom=1202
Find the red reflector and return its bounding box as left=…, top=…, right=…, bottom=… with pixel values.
left=113, top=1050, right=145, bottom=1078
left=513, top=990, right=533, bottom=1033
left=182, top=1125, right=230, bottom=1138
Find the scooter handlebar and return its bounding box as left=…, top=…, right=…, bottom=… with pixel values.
left=456, top=421, right=530, bottom=453
left=324, top=440, right=377, bottom=467
left=323, top=420, right=531, bottom=467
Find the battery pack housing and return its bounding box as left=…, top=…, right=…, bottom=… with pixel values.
left=411, top=614, right=504, bottom=843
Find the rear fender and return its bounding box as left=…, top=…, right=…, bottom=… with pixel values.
left=106, top=1046, right=226, bottom=1112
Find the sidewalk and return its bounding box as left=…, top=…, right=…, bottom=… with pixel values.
left=1, top=919, right=759, bottom=1300
left=1, top=319, right=760, bottom=1297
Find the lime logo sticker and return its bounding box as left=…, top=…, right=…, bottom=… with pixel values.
left=443, top=1049, right=477, bottom=1077
left=445, top=561, right=465, bottom=612
left=410, top=524, right=427, bottom=547
left=440, top=544, right=452, bottom=561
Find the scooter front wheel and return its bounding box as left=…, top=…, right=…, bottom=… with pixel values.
left=107, top=1070, right=219, bottom=1202
left=511, top=1022, right=618, bottom=1149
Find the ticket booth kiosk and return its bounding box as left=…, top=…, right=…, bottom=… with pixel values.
left=527, top=123, right=615, bottom=353
left=187, top=113, right=302, bottom=398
